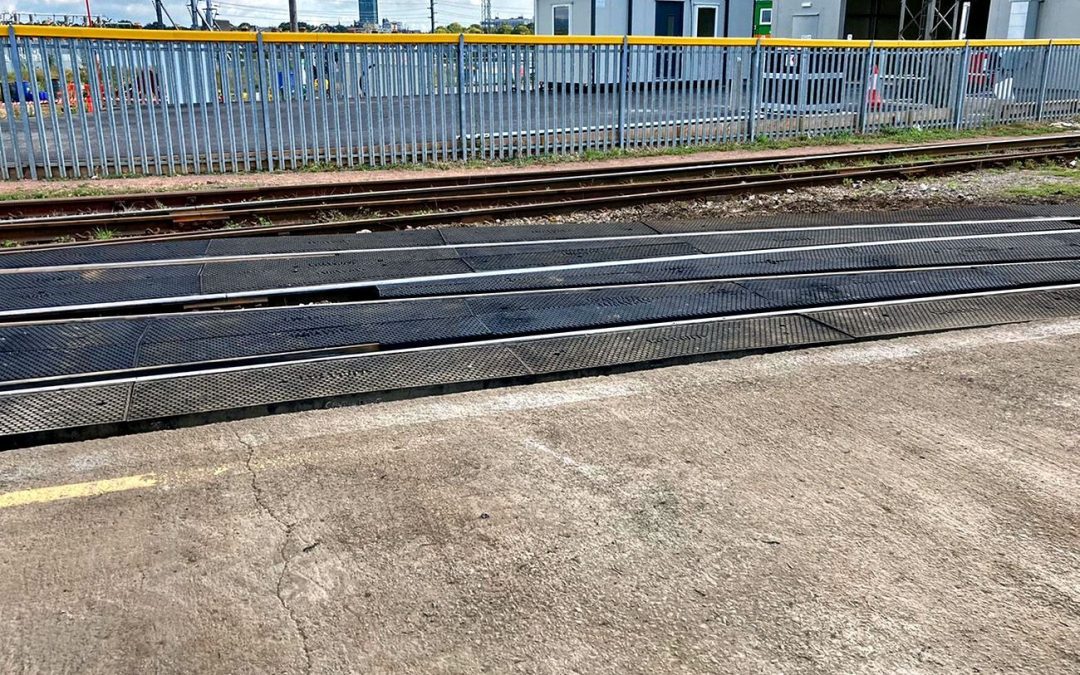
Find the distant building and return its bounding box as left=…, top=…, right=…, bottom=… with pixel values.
left=481, top=15, right=532, bottom=31
left=379, top=18, right=405, bottom=32
left=533, top=0, right=754, bottom=38
left=358, top=0, right=379, bottom=28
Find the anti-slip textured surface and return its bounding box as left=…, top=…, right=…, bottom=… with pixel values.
left=7, top=286, right=1080, bottom=441
left=4, top=261, right=1079, bottom=386
left=4, top=204, right=1080, bottom=443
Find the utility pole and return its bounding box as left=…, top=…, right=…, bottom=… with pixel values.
left=204, top=0, right=214, bottom=28
left=153, top=0, right=164, bottom=26
left=190, top=0, right=198, bottom=28
left=481, top=0, right=492, bottom=31
left=429, top=0, right=435, bottom=33
left=289, top=0, right=298, bottom=31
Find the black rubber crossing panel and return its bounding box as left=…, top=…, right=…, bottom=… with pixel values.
left=0, top=233, right=447, bottom=271
left=0, top=320, right=147, bottom=382
left=198, top=249, right=472, bottom=294
left=6, top=287, right=1080, bottom=441
left=0, top=383, right=130, bottom=436
left=389, top=233, right=1080, bottom=299
left=508, top=315, right=851, bottom=373
left=193, top=232, right=1080, bottom=302
left=683, top=220, right=1080, bottom=254
left=126, top=344, right=530, bottom=420
left=0, top=283, right=772, bottom=383
left=377, top=248, right=899, bottom=298
left=4, top=258, right=1080, bottom=387
left=0, top=241, right=211, bottom=270
left=874, top=234, right=1080, bottom=267
left=439, top=221, right=657, bottom=244
left=138, top=297, right=478, bottom=344
left=989, top=260, right=1080, bottom=285
left=1012, top=204, right=1080, bottom=218
left=0, top=299, right=491, bottom=383
left=809, top=288, right=1080, bottom=337
left=204, top=230, right=446, bottom=255
left=137, top=301, right=489, bottom=368
left=645, top=205, right=1058, bottom=233
left=467, top=282, right=773, bottom=335
left=1, top=206, right=1073, bottom=273
left=737, top=267, right=1006, bottom=307
left=462, top=241, right=701, bottom=272
left=6, top=225, right=1080, bottom=316
left=0, top=265, right=204, bottom=313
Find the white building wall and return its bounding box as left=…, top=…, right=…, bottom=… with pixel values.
left=593, top=0, right=634, bottom=34
left=536, top=0, right=756, bottom=37
left=534, top=0, right=756, bottom=84
left=987, top=0, right=1080, bottom=39
left=772, top=0, right=846, bottom=39
left=534, top=0, right=593, bottom=35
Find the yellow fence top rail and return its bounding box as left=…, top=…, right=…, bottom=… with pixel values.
left=9, top=25, right=1079, bottom=48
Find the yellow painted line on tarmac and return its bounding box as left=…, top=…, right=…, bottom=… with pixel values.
left=0, top=473, right=159, bottom=509
left=0, top=463, right=242, bottom=510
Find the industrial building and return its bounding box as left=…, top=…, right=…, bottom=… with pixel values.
left=533, top=0, right=756, bottom=38
left=772, top=0, right=1080, bottom=40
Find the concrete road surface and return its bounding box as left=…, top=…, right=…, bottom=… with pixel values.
left=1, top=319, right=1078, bottom=673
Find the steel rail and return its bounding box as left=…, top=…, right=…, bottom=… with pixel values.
left=5, top=143, right=1078, bottom=252
left=1, top=152, right=1030, bottom=237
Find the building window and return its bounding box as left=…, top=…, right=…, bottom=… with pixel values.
left=759, top=8, right=772, bottom=25
left=695, top=6, right=718, bottom=38
left=553, top=5, right=571, bottom=36
left=1007, top=1, right=1029, bottom=39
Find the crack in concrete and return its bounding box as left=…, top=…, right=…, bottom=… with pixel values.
left=233, top=431, right=314, bottom=675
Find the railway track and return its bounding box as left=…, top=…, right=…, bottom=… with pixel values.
left=2, top=134, right=1076, bottom=220
left=2, top=204, right=1080, bottom=447
left=3, top=134, right=1080, bottom=249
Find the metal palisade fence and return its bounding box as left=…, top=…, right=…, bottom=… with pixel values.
left=2, top=26, right=1080, bottom=179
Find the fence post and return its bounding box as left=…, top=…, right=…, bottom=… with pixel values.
left=748, top=38, right=762, bottom=141
left=952, top=40, right=971, bottom=130
left=457, top=33, right=467, bottom=161
left=1036, top=40, right=1053, bottom=121
left=255, top=32, right=274, bottom=171
left=617, top=35, right=628, bottom=150
left=7, top=25, right=37, bottom=179
left=796, top=47, right=809, bottom=132
left=857, top=41, right=876, bottom=135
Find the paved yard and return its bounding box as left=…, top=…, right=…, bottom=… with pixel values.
left=1, top=319, right=1078, bottom=673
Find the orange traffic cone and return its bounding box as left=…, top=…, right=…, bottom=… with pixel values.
left=867, top=64, right=884, bottom=109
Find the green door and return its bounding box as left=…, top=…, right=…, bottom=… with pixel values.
left=753, top=0, right=773, bottom=37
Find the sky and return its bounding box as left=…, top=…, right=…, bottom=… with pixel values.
left=6, top=0, right=534, bottom=31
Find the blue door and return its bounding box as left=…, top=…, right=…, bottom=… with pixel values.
left=655, top=1, right=685, bottom=79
